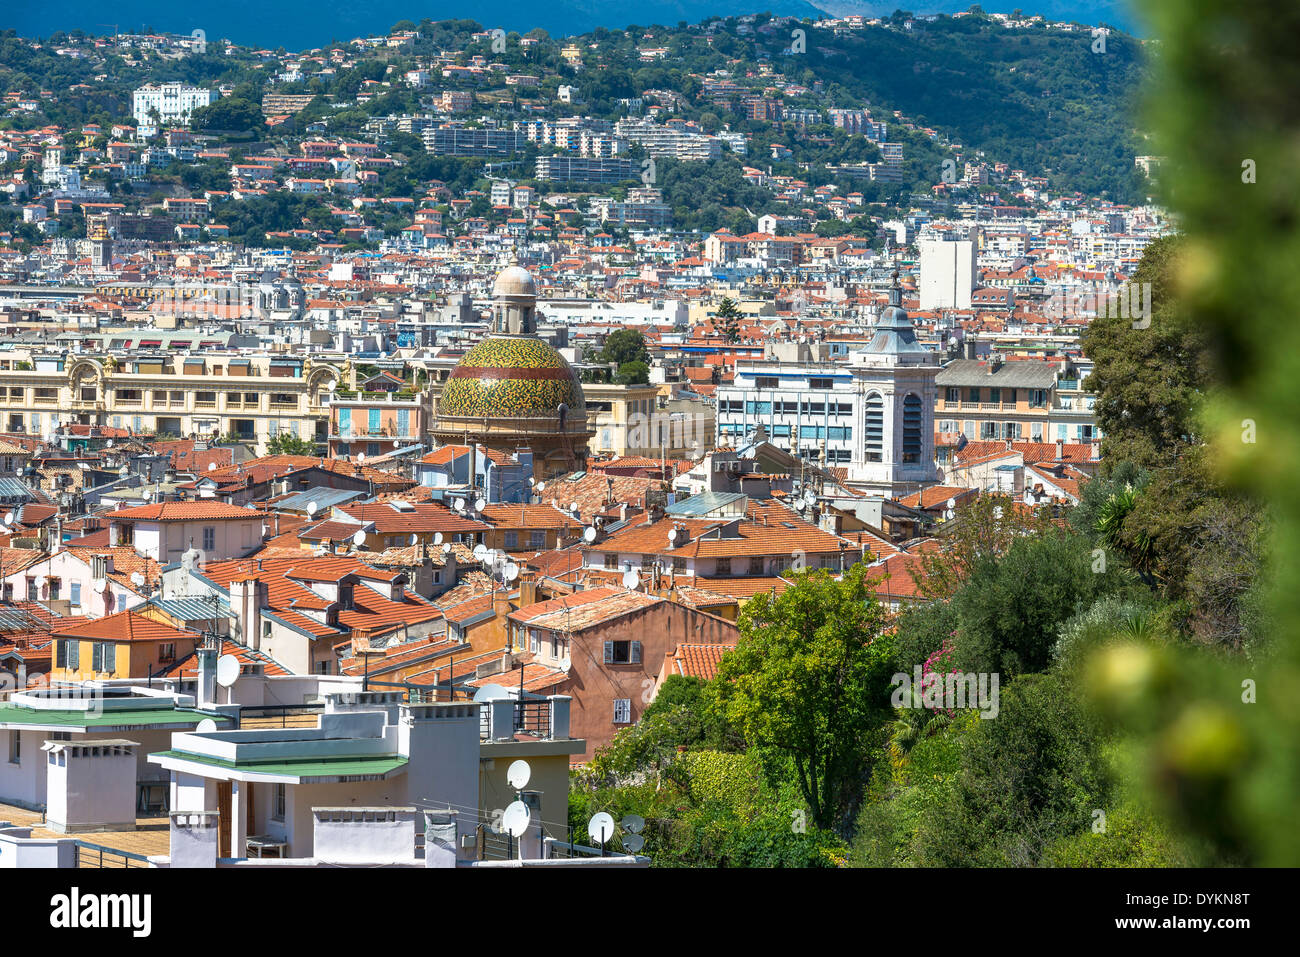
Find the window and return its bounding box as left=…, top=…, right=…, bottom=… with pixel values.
left=613, top=699, right=631, bottom=724
left=26, top=578, right=36, bottom=601
left=672, top=556, right=686, bottom=572
left=92, top=642, right=114, bottom=675
left=158, top=642, right=175, bottom=662
left=755, top=376, right=779, bottom=389
left=902, top=393, right=923, bottom=463
left=8, top=731, right=18, bottom=765
left=749, top=556, right=764, bottom=575
left=529, top=531, right=545, bottom=549
left=272, top=784, right=286, bottom=821
left=49, top=578, right=60, bottom=600
left=604, top=553, right=618, bottom=570
left=945, top=387, right=960, bottom=403
left=1029, top=389, right=1048, bottom=408
left=202, top=527, right=215, bottom=551
left=968, top=387, right=980, bottom=403
left=808, top=377, right=833, bottom=390
left=716, top=557, right=732, bottom=576
left=602, top=640, right=641, bottom=665
left=504, top=531, right=519, bottom=548
left=989, top=388, right=1002, bottom=403
left=70, top=581, right=81, bottom=606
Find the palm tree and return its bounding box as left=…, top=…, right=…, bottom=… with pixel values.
left=887, top=687, right=951, bottom=779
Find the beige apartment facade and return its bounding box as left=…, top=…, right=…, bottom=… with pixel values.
left=0, top=352, right=343, bottom=452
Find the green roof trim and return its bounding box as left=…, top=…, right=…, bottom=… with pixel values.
left=0, top=705, right=231, bottom=731
left=151, top=750, right=408, bottom=781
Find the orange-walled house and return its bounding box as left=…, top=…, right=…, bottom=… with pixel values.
left=50, top=610, right=200, bottom=682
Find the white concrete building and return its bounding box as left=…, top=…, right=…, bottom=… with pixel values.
left=918, top=236, right=977, bottom=311
left=132, top=84, right=218, bottom=127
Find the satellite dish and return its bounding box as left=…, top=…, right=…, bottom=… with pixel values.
left=588, top=812, right=615, bottom=845
left=536, top=481, right=545, bottom=493
left=442, top=542, right=452, bottom=555
left=357, top=452, right=366, bottom=464
left=92, top=579, right=107, bottom=594
left=622, top=568, right=640, bottom=590
left=667, top=527, right=677, bottom=543
left=559, top=655, right=571, bottom=673
left=622, top=833, right=646, bottom=853
left=503, top=562, right=519, bottom=582
left=208, top=462, right=216, bottom=471
left=106, top=439, right=114, bottom=448
left=35, top=576, right=48, bottom=588
left=352, top=529, right=366, bottom=546
left=946, top=498, right=956, bottom=511
left=434, top=532, right=444, bottom=545
left=2, top=513, right=12, bottom=527
left=473, top=683, right=511, bottom=702
left=621, top=814, right=645, bottom=833
left=130, top=571, right=146, bottom=587
left=501, top=801, right=531, bottom=838
left=182, top=547, right=201, bottom=569
left=306, top=501, right=318, bottom=516
left=452, top=499, right=464, bottom=513
left=409, top=532, right=419, bottom=546
left=506, top=759, right=531, bottom=789
left=196, top=718, right=218, bottom=733
left=473, top=543, right=489, bottom=561
left=474, top=497, right=486, bottom=512
left=583, top=526, right=597, bottom=543
left=215, top=654, right=240, bottom=688
left=569, top=502, right=579, bottom=515
left=143, top=489, right=153, bottom=501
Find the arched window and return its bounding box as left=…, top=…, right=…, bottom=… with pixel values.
left=902, top=393, right=923, bottom=463
left=864, top=393, right=884, bottom=463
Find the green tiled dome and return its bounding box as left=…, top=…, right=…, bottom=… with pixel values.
left=440, top=336, right=587, bottom=420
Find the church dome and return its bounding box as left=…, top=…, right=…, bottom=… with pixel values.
left=492, top=264, right=537, bottom=299
left=439, top=335, right=586, bottom=420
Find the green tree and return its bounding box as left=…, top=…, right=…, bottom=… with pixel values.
left=712, top=564, right=896, bottom=833
left=714, top=296, right=743, bottom=343
left=189, top=96, right=262, bottom=134
left=267, top=433, right=317, bottom=456
left=1082, top=236, right=1211, bottom=473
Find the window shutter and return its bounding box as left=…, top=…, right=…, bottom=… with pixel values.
left=603, top=641, right=614, bottom=664
left=56, top=640, right=66, bottom=669
left=630, top=641, right=642, bottom=664
left=68, top=641, right=79, bottom=671
left=91, top=642, right=102, bottom=672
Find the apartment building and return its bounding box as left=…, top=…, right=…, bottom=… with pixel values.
left=329, top=393, right=430, bottom=459
left=535, top=155, right=636, bottom=184
left=0, top=351, right=342, bottom=452
left=935, top=357, right=1067, bottom=443
left=716, top=361, right=859, bottom=465
left=132, top=83, right=218, bottom=126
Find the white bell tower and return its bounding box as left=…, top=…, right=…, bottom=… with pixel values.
left=848, top=274, right=941, bottom=497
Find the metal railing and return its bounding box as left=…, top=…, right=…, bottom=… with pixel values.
left=513, top=699, right=551, bottom=738
left=75, top=840, right=154, bottom=868
left=236, top=703, right=324, bottom=729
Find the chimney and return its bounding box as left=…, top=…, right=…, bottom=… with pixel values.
left=1055, top=438, right=1064, bottom=460
left=196, top=646, right=217, bottom=709
left=519, top=569, right=537, bottom=607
